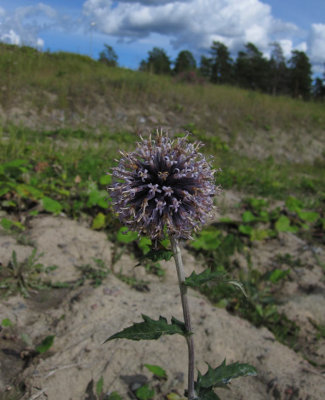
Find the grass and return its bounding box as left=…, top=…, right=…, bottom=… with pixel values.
left=1, top=43, right=325, bottom=136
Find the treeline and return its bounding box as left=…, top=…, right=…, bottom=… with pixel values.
left=99, top=42, right=325, bottom=101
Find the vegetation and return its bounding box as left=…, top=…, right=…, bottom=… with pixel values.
left=136, top=40, right=323, bottom=100
left=0, top=43, right=324, bottom=398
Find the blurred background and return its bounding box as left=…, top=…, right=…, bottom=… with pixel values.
left=0, top=1, right=324, bottom=400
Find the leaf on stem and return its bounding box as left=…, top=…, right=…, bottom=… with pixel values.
left=195, top=360, right=257, bottom=394
left=184, top=269, right=225, bottom=288
left=104, top=315, right=187, bottom=342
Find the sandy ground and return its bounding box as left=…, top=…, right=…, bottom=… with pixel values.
left=0, top=211, right=324, bottom=400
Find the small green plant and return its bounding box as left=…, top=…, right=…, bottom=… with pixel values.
left=76, top=258, right=110, bottom=287
left=0, top=249, right=50, bottom=297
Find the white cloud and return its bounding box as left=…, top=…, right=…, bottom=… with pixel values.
left=82, top=0, right=299, bottom=57
left=0, top=3, right=71, bottom=49
left=278, top=39, right=293, bottom=58
left=308, top=23, right=325, bottom=68
left=1, top=29, right=21, bottom=45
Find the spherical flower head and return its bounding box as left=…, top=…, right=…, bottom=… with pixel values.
left=109, top=130, right=218, bottom=240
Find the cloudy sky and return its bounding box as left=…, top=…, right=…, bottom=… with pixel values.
left=0, top=0, right=324, bottom=74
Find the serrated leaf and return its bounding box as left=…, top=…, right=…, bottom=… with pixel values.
left=35, top=335, right=55, bottom=354
left=185, top=269, right=225, bottom=288
left=96, top=376, right=104, bottom=396
left=105, top=315, right=187, bottom=342
left=92, top=212, right=106, bottom=229
left=42, top=197, right=63, bottom=214
left=144, top=364, right=167, bottom=379
left=136, top=384, right=155, bottom=400
left=196, top=360, right=257, bottom=390
left=117, top=227, right=138, bottom=243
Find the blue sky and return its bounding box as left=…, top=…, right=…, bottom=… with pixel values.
left=0, top=1, right=324, bottom=74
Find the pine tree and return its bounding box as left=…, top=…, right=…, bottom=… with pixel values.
left=210, top=41, right=233, bottom=84
left=174, top=50, right=196, bottom=74
left=289, top=50, right=312, bottom=99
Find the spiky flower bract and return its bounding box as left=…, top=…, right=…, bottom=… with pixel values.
left=109, top=130, right=218, bottom=240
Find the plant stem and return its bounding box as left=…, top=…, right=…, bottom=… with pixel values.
left=170, top=236, right=197, bottom=400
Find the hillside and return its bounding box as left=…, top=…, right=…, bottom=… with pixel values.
left=0, top=44, right=324, bottom=400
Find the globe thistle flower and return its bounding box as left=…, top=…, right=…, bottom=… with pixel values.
left=109, top=130, right=218, bottom=240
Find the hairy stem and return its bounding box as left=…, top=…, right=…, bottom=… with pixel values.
left=170, top=236, right=197, bottom=400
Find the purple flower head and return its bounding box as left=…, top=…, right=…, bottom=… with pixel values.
left=109, top=130, right=219, bottom=240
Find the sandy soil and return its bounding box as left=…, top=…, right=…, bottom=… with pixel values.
left=0, top=211, right=324, bottom=400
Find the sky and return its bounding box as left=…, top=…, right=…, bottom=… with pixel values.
left=0, top=0, right=324, bottom=75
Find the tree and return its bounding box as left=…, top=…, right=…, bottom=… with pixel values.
left=174, top=50, right=196, bottom=74
left=210, top=41, right=233, bottom=84
left=199, top=55, right=212, bottom=79
left=235, top=42, right=269, bottom=92
left=269, top=42, right=289, bottom=96
left=313, top=77, right=325, bottom=100
left=139, top=47, right=171, bottom=75
left=98, top=44, right=118, bottom=67
left=289, top=50, right=312, bottom=99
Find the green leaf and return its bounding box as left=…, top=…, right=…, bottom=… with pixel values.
left=138, top=237, right=152, bottom=255
left=96, top=376, right=104, bottom=397
left=136, top=384, right=155, bottom=400
left=1, top=318, right=13, bottom=327
left=265, top=269, right=290, bottom=284
left=285, top=196, right=302, bottom=213
left=185, top=269, right=225, bottom=288
left=238, top=225, right=253, bottom=236
left=144, top=248, right=173, bottom=262
left=275, top=215, right=297, bottom=233
left=35, top=335, right=55, bottom=354
left=16, top=184, right=43, bottom=199
left=0, top=186, right=12, bottom=197
left=250, top=229, right=272, bottom=241
left=87, top=189, right=108, bottom=209
left=297, top=210, right=320, bottom=224
left=242, top=211, right=255, bottom=223
left=144, top=364, right=167, bottom=379
left=196, top=360, right=257, bottom=391
left=105, top=315, right=187, bottom=342
left=191, top=230, right=222, bottom=251
left=108, top=392, right=122, bottom=400
left=197, top=389, right=221, bottom=400
left=1, top=218, right=25, bottom=231
left=92, top=213, right=106, bottom=229
left=117, top=227, right=138, bottom=243
left=99, top=174, right=112, bottom=185
left=42, top=197, right=63, bottom=214
left=166, top=394, right=184, bottom=400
